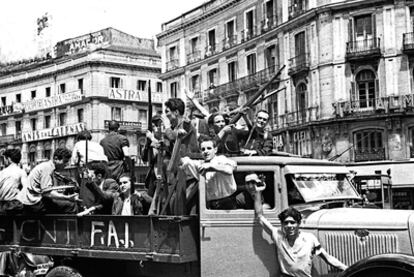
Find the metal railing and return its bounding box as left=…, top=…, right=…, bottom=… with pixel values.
left=354, top=148, right=385, bottom=162
left=346, top=37, right=381, bottom=58
left=261, top=15, right=277, bottom=32
left=288, top=53, right=309, bottom=75
left=241, top=26, right=259, bottom=42
left=208, top=65, right=279, bottom=99
left=403, top=32, right=414, bottom=52
left=166, top=59, right=179, bottom=71
left=222, top=35, right=238, bottom=50
left=272, top=106, right=319, bottom=129
left=288, top=4, right=307, bottom=19
left=205, top=44, right=218, bottom=57
left=187, top=50, right=201, bottom=64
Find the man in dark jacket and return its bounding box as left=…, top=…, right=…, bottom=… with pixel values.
left=241, top=110, right=273, bottom=156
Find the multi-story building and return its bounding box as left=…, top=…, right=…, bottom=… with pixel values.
left=157, top=0, right=414, bottom=204
left=0, top=27, right=164, bottom=175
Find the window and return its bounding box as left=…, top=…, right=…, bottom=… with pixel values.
left=44, top=115, right=51, bottom=129
left=294, top=31, right=306, bottom=57
left=111, top=107, right=122, bottom=121
left=245, top=9, right=255, bottom=38
left=59, top=83, right=66, bottom=94
left=15, top=121, right=21, bottom=133
left=43, top=143, right=52, bottom=160
left=16, top=94, right=21, bottom=103
left=355, top=70, right=376, bottom=108
left=355, top=14, right=372, bottom=38
left=31, top=90, right=36, bottom=100
left=156, top=82, right=163, bottom=92
left=1, top=97, right=5, bottom=106
left=110, top=77, right=122, bottom=88
left=138, top=109, right=147, bottom=123
left=246, top=53, right=257, bottom=75
left=207, top=170, right=275, bottom=210
left=169, top=46, right=178, bottom=60
left=265, top=0, right=275, bottom=25
left=45, top=87, right=51, bottom=97
left=225, top=20, right=235, bottom=46
left=77, top=109, right=84, bottom=123
left=296, top=83, right=307, bottom=121
left=228, top=61, right=237, bottom=82
left=78, top=78, right=84, bottom=93
left=208, top=69, right=217, bottom=87
left=31, top=118, right=37, bottom=131
left=28, top=145, right=36, bottom=165
left=59, top=113, right=67, bottom=126
left=354, top=129, right=384, bottom=161
left=170, top=82, right=178, bottom=98
left=191, top=75, right=200, bottom=92
left=265, top=45, right=277, bottom=72
left=190, top=36, right=199, bottom=53
left=0, top=123, right=6, bottom=135
left=137, top=80, right=147, bottom=91
left=208, top=29, right=216, bottom=52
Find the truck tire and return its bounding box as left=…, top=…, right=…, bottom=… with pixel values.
left=340, top=253, right=414, bottom=277
left=46, top=266, right=83, bottom=277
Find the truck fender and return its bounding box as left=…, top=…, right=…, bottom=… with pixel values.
left=339, top=253, right=414, bottom=277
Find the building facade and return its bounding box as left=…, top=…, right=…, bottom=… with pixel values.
left=0, top=28, right=164, bottom=174
left=157, top=0, right=414, bottom=206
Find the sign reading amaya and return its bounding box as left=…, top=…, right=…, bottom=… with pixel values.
left=14, top=90, right=83, bottom=113
left=104, top=120, right=142, bottom=131
left=108, top=88, right=163, bottom=103
left=22, top=122, right=85, bottom=143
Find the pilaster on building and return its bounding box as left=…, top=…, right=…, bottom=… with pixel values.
left=0, top=27, right=165, bottom=180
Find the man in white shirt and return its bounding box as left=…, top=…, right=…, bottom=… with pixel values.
left=181, top=138, right=237, bottom=209
left=0, top=149, right=27, bottom=214
left=71, top=130, right=108, bottom=165
left=252, top=182, right=348, bottom=277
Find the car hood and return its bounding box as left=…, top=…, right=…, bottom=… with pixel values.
left=302, top=208, right=414, bottom=230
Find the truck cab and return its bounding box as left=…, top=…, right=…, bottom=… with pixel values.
left=1, top=156, right=414, bottom=277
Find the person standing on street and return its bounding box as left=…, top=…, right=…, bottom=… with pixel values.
left=100, top=121, right=131, bottom=181
left=252, top=183, right=348, bottom=277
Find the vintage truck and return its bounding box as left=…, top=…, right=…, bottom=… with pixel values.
left=1, top=155, right=414, bottom=277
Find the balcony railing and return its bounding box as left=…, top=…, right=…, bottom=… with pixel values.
left=288, top=53, right=309, bottom=75
left=0, top=134, right=17, bottom=145
left=222, top=35, right=238, bottom=50
left=187, top=50, right=201, bottom=64
left=354, top=148, right=385, bottom=162
left=209, top=65, right=279, bottom=99
left=261, top=15, right=277, bottom=33
left=166, top=59, right=179, bottom=71
left=241, top=26, right=259, bottom=42
left=403, top=32, right=414, bottom=53
left=288, top=4, right=307, bottom=19
left=272, top=106, right=319, bottom=129
left=205, top=44, right=218, bottom=57
left=346, top=37, right=381, bottom=60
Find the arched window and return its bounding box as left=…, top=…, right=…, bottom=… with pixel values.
left=356, top=70, right=376, bottom=108
left=353, top=129, right=385, bottom=161
left=296, top=83, right=307, bottom=122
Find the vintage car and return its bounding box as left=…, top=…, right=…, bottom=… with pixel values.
left=0, top=155, right=414, bottom=277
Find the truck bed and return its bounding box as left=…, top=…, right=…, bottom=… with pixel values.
left=0, top=215, right=199, bottom=263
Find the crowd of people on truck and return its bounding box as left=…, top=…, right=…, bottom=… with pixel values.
left=0, top=93, right=350, bottom=276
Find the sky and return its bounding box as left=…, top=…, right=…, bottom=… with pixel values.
left=0, top=0, right=206, bottom=62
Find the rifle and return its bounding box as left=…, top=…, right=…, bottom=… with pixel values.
left=143, top=80, right=153, bottom=163
left=229, top=65, right=285, bottom=125
left=148, top=122, right=164, bottom=215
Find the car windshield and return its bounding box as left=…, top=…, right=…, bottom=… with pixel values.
left=286, top=173, right=360, bottom=203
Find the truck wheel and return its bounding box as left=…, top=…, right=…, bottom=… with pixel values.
left=46, top=266, right=82, bottom=277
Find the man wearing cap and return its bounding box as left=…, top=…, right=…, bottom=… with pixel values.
left=100, top=120, right=131, bottom=181
left=0, top=149, right=27, bottom=214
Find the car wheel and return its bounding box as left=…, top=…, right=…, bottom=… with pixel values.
left=46, top=266, right=83, bottom=277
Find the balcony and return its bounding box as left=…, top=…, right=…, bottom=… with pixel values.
left=187, top=50, right=201, bottom=64
left=210, top=66, right=278, bottom=99
left=0, top=134, right=16, bottom=145
left=346, top=37, right=381, bottom=61
left=261, top=15, right=277, bottom=33
left=273, top=106, right=319, bottom=130
left=241, top=27, right=259, bottom=43
left=403, top=32, right=414, bottom=55
left=354, top=148, right=385, bottom=162
left=222, top=35, right=238, bottom=50
left=166, top=59, right=179, bottom=71
left=288, top=4, right=307, bottom=20
left=205, top=44, right=218, bottom=58
left=288, top=53, right=309, bottom=76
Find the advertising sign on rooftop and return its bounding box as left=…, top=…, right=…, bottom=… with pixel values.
left=108, top=88, right=163, bottom=103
